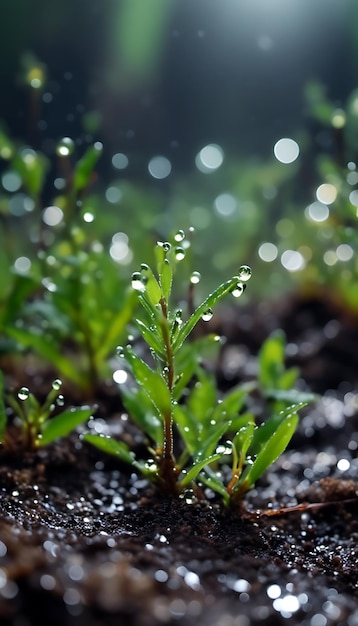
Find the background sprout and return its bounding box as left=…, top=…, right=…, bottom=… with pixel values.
left=0, top=372, right=92, bottom=451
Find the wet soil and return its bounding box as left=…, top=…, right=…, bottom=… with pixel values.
left=1, top=294, right=358, bottom=626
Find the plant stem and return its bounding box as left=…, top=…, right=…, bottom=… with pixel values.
left=157, top=297, right=178, bottom=493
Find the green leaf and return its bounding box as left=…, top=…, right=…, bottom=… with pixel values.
left=0, top=372, right=6, bottom=441
left=258, top=330, right=286, bottom=389
left=135, top=318, right=166, bottom=358
left=180, top=453, right=223, bottom=487
left=124, top=346, right=171, bottom=417
left=233, top=422, right=255, bottom=463
left=195, top=421, right=232, bottom=461
left=0, top=273, right=40, bottom=326
left=12, top=150, right=48, bottom=197
left=40, top=406, right=93, bottom=446
left=160, top=258, right=172, bottom=303
left=199, top=470, right=230, bottom=504
left=5, top=327, right=86, bottom=388
left=249, top=402, right=306, bottom=457
left=211, top=383, right=254, bottom=424
left=121, top=386, right=163, bottom=444
left=237, top=413, right=299, bottom=493
left=141, top=265, right=162, bottom=306
left=264, top=389, right=317, bottom=405
left=83, top=433, right=138, bottom=466
left=187, top=374, right=217, bottom=427
left=173, top=405, right=199, bottom=454
left=73, top=143, right=102, bottom=192
left=96, top=289, right=137, bottom=363
left=172, top=275, right=242, bottom=353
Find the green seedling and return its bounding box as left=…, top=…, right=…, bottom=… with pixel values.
left=0, top=372, right=92, bottom=451
left=85, top=234, right=311, bottom=505
left=4, top=243, right=137, bottom=392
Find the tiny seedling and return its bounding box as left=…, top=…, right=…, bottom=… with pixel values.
left=85, top=233, right=312, bottom=505
left=0, top=372, right=92, bottom=451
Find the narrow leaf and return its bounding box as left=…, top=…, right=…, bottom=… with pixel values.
left=249, top=402, right=306, bottom=457
left=83, top=433, right=137, bottom=466
left=237, top=414, right=299, bottom=493
left=160, top=258, right=172, bottom=303
left=172, top=276, right=241, bottom=353
left=180, top=453, right=223, bottom=487
left=124, top=346, right=171, bottom=416
left=40, top=406, right=93, bottom=446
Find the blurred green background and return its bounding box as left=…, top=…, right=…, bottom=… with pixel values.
left=0, top=0, right=357, bottom=307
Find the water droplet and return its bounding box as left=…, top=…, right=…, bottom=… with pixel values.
left=18, top=387, right=30, bottom=401
left=131, top=272, right=146, bottom=292
left=175, top=247, right=185, bottom=261
left=180, top=489, right=197, bottom=505
left=174, top=229, right=185, bottom=242
left=231, top=282, right=246, bottom=298
left=140, top=263, right=150, bottom=271
left=56, top=137, right=74, bottom=157
left=56, top=395, right=65, bottom=406
left=175, top=310, right=183, bottom=325
left=116, top=346, right=125, bottom=357
left=190, top=271, right=201, bottom=284
left=237, top=265, right=252, bottom=282
left=201, top=309, right=213, bottom=322
left=52, top=379, right=62, bottom=391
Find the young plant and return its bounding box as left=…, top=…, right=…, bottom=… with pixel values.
left=85, top=234, right=311, bottom=505
left=0, top=372, right=92, bottom=451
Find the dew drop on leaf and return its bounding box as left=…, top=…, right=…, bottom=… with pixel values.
left=202, top=309, right=213, bottom=322
left=190, top=271, right=201, bottom=284
left=231, top=282, right=246, bottom=298
left=131, top=272, right=146, bottom=292
left=237, top=265, right=252, bottom=282
left=174, top=229, right=185, bottom=242
left=116, top=346, right=125, bottom=357
left=18, top=387, right=30, bottom=401
left=175, top=247, right=185, bottom=261
left=52, top=379, right=62, bottom=391
left=56, top=395, right=65, bottom=406
left=175, top=310, right=183, bottom=325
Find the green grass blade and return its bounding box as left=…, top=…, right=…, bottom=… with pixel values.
left=83, top=433, right=137, bottom=466
left=40, top=406, right=93, bottom=446
left=135, top=318, right=166, bottom=358
left=160, top=258, right=172, bottom=303
left=5, top=327, right=86, bottom=388
left=124, top=346, right=171, bottom=416
left=180, top=452, right=223, bottom=487
left=249, top=402, right=306, bottom=457
left=172, top=276, right=241, bottom=353
left=73, top=143, right=102, bottom=192
left=199, top=470, right=230, bottom=505
left=237, top=413, right=299, bottom=493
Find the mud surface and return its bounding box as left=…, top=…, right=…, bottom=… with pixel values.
left=1, top=295, right=358, bottom=626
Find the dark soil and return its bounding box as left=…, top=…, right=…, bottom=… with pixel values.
left=1, top=294, right=358, bottom=626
